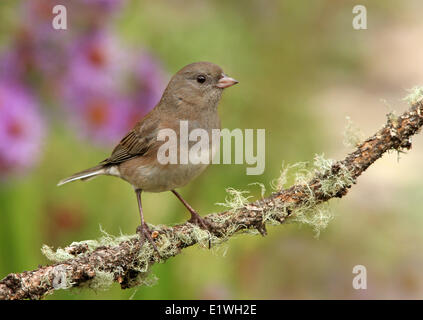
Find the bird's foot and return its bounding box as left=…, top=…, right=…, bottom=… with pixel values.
left=136, top=223, right=160, bottom=256
left=188, top=211, right=214, bottom=232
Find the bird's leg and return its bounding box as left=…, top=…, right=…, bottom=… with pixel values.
left=135, top=189, right=160, bottom=255
left=171, top=190, right=213, bottom=231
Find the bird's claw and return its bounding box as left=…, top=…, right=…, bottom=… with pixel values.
left=188, top=214, right=214, bottom=232
left=136, top=223, right=160, bottom=256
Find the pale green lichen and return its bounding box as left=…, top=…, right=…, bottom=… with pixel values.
left=190, top=224, right=213, bottom=248
left=270, top=158, right=342, bottom=236
left=271, top=162, right=312, bottom=191
left=134, top=243, right=155, bottom=273
left=248, top=182, right=266, bottom=198
left=85, top=269, right=115, bottom=291
left=176, top=226, right=197, bottom=245
left=314, top=154, right=355, bottom=197
left=271, top=162, right=294, bottom=191
left=154, top=232, right=179, bottom=258
left=207, top=207, right=237, bottom=228
left=216, top=187, right=252, bottom=210
left=86, top=225, right=138, bottom=249
left=313, top=153, right=334, bottom=173
left=42, top=227, right=139, bottom=263
left=42, top=226, right=157, bottom=292
left=293, top=162, right=313, bottom=185
left=175, top=222, right=213, bottom=247
left=69, top=269, right=116, bottom=294
left=343, top=116, right=365, bottom=148
left=41, top=245, right=74, bottom=263
left=403, top=86, right=423, bottom=105
left=277, top=154, right=354, bottom=237
left=290, top=203, right=333, bottom=238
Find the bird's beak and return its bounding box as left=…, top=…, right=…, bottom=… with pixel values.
left=217, top=74, right=239, bottom=88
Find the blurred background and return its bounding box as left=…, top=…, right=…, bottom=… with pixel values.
left=1, top=0, right=423, bottom=299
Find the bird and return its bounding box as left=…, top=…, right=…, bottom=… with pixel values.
left=58, top=62, right=238, bottom=252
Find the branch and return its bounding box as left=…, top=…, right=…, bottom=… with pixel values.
left=2, top=94, right=423, bottom=300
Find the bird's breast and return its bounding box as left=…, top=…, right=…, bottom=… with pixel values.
left=119, top=160, right=210, bottom=193
left=117, top=115, right=221, bottom=192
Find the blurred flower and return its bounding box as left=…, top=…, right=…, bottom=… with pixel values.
left=64, top=30, right=130, bottom=98
left=12, top=0, right=124, bottom=84
left=0, top=48, right=29, bottom=83
left=63, top=31, right=166, bottom=145
left=129, top=52, right=167, bottom=124
left=0, top=83, right=45, bottom=177
left=18, top=1, right=72, bottom=78
left=62, top=31, right=133, bottom=144
left=66, top=93, right=133, bottom=145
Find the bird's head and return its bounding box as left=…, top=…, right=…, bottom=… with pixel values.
left=161, top=62, right=238, bottom=110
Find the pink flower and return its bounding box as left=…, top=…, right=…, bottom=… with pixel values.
left=66, top=93, right=133, bottom=145
left=62, top=31, right=166, bottom=145
left=130, top=52, right=167, bottom=122
left=0, top=83, right=45, bottom=177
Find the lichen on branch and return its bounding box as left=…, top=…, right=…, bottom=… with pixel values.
left=1, top=88, right=423, bottom=300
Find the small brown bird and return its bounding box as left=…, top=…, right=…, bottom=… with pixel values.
left=58, top=62, right=238, bottom=251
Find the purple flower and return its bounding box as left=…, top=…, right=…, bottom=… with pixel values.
left=65, top=93, right=132, bottom=145
left=61, top=31, right=164, bottom=143
left=62, top=37, right=167, bottom=145
left=62, top=31, right=135, bottom=145
left=0, top=83, right=45, bottom=177
left=19, top=1, right=72, bottom=78
left=64, top=31, right=131, bottom=99
left=0, top=49, right=28, bottom=83
left=129, top=52, right=167, bottom=122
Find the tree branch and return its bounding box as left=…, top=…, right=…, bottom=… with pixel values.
left=1, top=96, right=423, bottom=300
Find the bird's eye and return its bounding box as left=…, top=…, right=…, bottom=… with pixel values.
left=196, top=75, right=206, bottom=84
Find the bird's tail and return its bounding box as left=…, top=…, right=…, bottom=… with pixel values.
left=57, top=164, right=106, bottom=186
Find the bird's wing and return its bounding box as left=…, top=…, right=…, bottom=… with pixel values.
left=101, top=114, right=160, bottom=165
